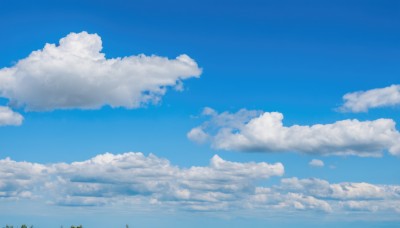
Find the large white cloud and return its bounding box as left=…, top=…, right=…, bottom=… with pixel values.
left=0, top=152, right=283, bottom=211
left=339, top=84, right=400, bottom=112
left=1, top=152, right=400, bottom=217
left=187, top=108, right=400, bottom=156
left=0, top=31, right=201, bottom=111
left=0, top=106, right=23, bottom=126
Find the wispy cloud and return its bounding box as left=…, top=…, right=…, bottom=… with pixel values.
left=309, top=159, right=324, bottom=167
left=0, top=31, right=202, bottom=111
left=188, top=108, right=400, bottom=156
left=338, top=84, right=400, bottom=112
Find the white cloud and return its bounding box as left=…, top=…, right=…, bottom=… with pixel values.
left=188, top=108, right=400, bottom=156
left=0, top=106, right=23, bottom=126
left=339, top=84, right=400, bottom=112
left=309, top=159, right=324, bottom=167
left=0, top=31, right=201, bottom=111
left=241, top=177, right=400, bottom=215
left=187, top=127, right=210, bottom=144
left=0, top=157, right=46, bottom=199
left=1, top=152, right=400, bottom=218
left=0, top=152, right=283, bottom=211
left=276, top=177, right=400, bottom=213
left=278, top=177, right=396, bottom=200
left=242, top=177, right=400, bottom=215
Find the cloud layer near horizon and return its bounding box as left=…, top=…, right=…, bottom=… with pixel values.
left=339, top=84, right=400, bottom=112
left=0, top=152, right=284, bottom=209
left=0, top=31, right=201, bottom=111
left=1, top=152, right=399, bottom=217
left=187, top=108, right=400, bottom=156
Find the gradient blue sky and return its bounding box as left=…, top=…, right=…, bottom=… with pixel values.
left=0, top=0, right=400, bottom=227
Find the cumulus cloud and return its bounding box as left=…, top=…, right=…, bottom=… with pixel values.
left=339, top=84, right=400, bottom=112
left=1, top=152, right=400, bottom=217
left=250, top=187, right=333, bottom=212
left=187, top=127, right=210, bottom=144
left=188, top=108, right=400, bottom=156
left=249, top=177, right=400, bottom=214
left=278, top=177, right=396, bottom=200
left=0, top=106, right=23, bottom=126
left=0, top=157, right=46, bottom=199
left=0, top=31, right=201, bottom=111
left=309, top=159, right=324, bottom=167
left=0, top=152, right=283, bottom=211
left=276, top=177, right=400, bottom=213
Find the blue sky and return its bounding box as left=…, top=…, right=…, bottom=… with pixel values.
left=0, top=0, right=400, bottom=227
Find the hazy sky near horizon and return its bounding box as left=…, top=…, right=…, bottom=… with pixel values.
left=1, top=0, right=400, bottom=227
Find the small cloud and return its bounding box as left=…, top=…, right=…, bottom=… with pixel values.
left=338, top=84, right=400, bottom=113
left=309, top=159, right=324, bottom=167
left=0, top=106, right=23, bottom=126
left=202, top=107, right=217, bottom=116
left=187, top=127, right=210, bottom=144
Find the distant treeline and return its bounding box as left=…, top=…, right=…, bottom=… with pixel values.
left=4, top=225, right=130, bottom=228
left=3, top=226, right=83, bottom=228
left=3, top=226, right=33, bottom=228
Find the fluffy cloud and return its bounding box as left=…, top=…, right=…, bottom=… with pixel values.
left=1, top=152, right=400, bottom=217
left=0, top=157, right=46, bottom=199
left=188, top=108, right=400, bottom=156
left=249, top=187, right=333, bottom=212
left=309, top=159, right=324, bottom=167
left=276, top=177, right=400, bottom=213
left=339, top=84, right=400, bottom=112
left=0, top=152, right=283, bottom=211
left=278, top=177, right=397, bottom=200
left=249, top=177, right=400, bottom=214
left=0, top=32, right=201, bottom=111
left=0, top=106, right=23, bottom=126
